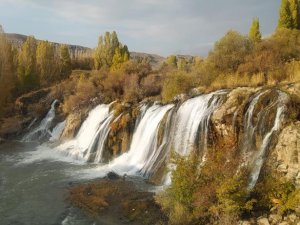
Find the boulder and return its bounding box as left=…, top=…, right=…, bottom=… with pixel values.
left=106, top=172, right=120, bottom=180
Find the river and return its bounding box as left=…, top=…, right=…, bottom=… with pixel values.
left=0, top=141, right=102, bottom=225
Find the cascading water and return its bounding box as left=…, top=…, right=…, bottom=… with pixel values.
left=50, top=121, right=66, bottom=141
left=56, top=104, right=112, bottom=161
left=84, top=113, right=114, bottom=163
left=247, top=91, right=289, bottom=189
left=173, top=91, right=226, bottom=156
left=22, top=100, right=58, bottom=142
left=107, top=104, right=174, bottom=176
left=140, top=108, right=175, bottom=178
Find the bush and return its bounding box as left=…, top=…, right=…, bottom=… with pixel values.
left=156, top=147, right=251, bottom=225
left=207, top=30, right=253, bottom=74
left=63, top=73, right=98, bottom=113
left=161, top=70, right=196, bottom=102
left=253, top=174, right=300, bottom=214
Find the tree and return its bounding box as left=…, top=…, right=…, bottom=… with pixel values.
left=249, top=17, right=262, bottom=43
left=17, top=36, right=39, bottom=93
left=94, top=31, right=129, bottom=70
left=60, top=44, right=72, bottom=79
left=278, top=0, right=293, bottom=29
left=289, top=0, right=300, bottom=28
left=111, top=47, right=124, bottom=71
left=207, top=30, right=252, bottom=74
left=0, top=25, right=16, bottom=114
left=177, top=58, right=188, bottom=70
left=36, top=41, right=59, bottom=86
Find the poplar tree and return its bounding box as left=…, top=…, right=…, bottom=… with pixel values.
left=94, top=31, right=129, bottom=70
left=289, top=0, right=300, bottom=28
left=0, top=25, right=16, bottom=113
left=249, top=17, right=262, bottom=43
left=278, top=0, right=293, bottom=29
left=17, top=36, right=39, bottom=92
left=36, top=41, right=59, bottom=85
left=59, top=44, right=72, bottom=79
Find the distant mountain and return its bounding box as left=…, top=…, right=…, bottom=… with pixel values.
left=5, top=33, right=92, bottom=58
left=5, top=33, right=195, bottom=68
left=130, top=52, right=166, bottom=69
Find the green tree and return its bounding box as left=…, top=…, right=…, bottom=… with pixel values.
left=122, top=45, right=130, bottom=61
left=278, top=0, right=293, bottom=29
left=249, top=17, right=262, bottom=43
left=94, top=31, right=128, bottom=70
left=111, top=47, right=124, bottom=71
left=60, top=44, right=72, bottom=79
left=36, top=41, right=59, bottom=86
left=289, top=0, right=300, bottom=28
left=17, top=36, right=39, bottom=93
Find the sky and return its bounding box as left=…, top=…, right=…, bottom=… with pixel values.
left=0, top=0, right=281, bottom=56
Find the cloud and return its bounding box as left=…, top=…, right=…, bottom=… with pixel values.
left=0, top=0, right=281, bottom=55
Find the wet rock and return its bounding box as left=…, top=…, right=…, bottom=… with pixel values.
left=212, top=87, right=256, bottom=139
left=60, top=112, right=83, bottom=140
left=106, top=172, right=120, bottom=180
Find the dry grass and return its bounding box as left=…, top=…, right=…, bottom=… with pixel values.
left=285, top=61, right=300, bottom=83
left=209, top=73, right=265, bottom=91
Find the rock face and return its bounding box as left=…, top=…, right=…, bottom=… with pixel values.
left=60, top=112, right=84, bottom=140
left=0, top=116, right=32, bottom=139
left=273, top=122, right=300, bottom=185
left=212, top=87, right=257, bottom=144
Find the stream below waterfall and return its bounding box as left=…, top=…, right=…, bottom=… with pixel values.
left=0, top=141, right=153, bottom=225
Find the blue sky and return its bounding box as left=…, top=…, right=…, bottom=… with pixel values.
left=0, top=0, right=281, bottom=56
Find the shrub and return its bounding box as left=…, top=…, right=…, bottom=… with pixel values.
left=161, top=70, right=196, bottom=102
left=207, top=30, right=253, bottom=74
left=63, top=73, right=98, bottom=113
left=253, top=174, right=300, bottom=214
left=141, top=74, right=162, bottom=97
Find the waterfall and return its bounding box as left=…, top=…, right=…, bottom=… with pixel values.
left=50, top=121, right=66, bottom=141
left=247, top=91, right=289, bottom=189
left=22, top=100, right=58, bottom=142
left=107, top=104, right=174, bottom=176
left=243, top=91, right=268, bottom=153
left=140, top=108, right=175, bottom=178
left=173, top=91, right=226, bottom=156
left=84, top=113, right=114, bottom=163
left=56, top=104, right=112, bottom=161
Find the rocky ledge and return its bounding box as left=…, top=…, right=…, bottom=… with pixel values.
left=68, top=175, right=167, bottom=225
